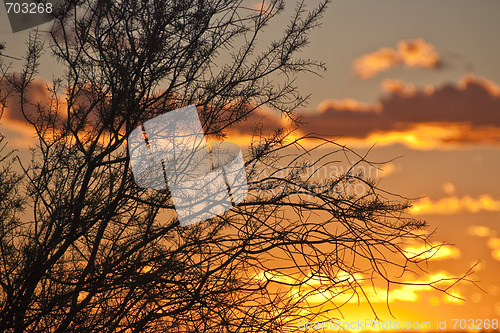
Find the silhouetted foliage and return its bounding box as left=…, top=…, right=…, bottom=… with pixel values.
left=0, top=1, right=476, bottom=332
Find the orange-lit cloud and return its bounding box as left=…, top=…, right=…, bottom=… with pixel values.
left=286, top=270, right=463, bottom=307
left=0, top=118, right=37, bottom=149
left=381, top=78, right=417, bottom=96
left=338, top=123, right=470, bottom=150
left=378, top=162, right=398, bottom=177
left=403, top=244, right=461, bottom=261
left=381, top=78, right=436, bottom=97
left=7, top=74, right=500, bottom=151
left=487, top=237, right=500, bottom=261
left=468, top=225, right=496, bottom=238
left=354, top=47, right=400, bottom=80
left=468, top=226, right=500, bottom=261
left=487, top=237, right=500, bottom=249
left=300, top=75, right=500, bottom=141
left=231, top=74, right=500, bottom=149
left=353, top=39, right=441, bottom=79
left=254, top=268, right=469, bottom=332
left=254, top=269, right=463, bottom=306
left=230, top=122, right=500, bottom=151
left=397, top=39, right=440, bottom=68
left=442, top=290, right=466, bottom=304
left=409, top=195, right=500, bottom=215
left=459, top=74, right=500, bottom=96
left=252, top=270, right=300, bottom=285
left=228, top=106, right=283, bottom=136
left=317, top=98, right=382, bottom=113
left=0, top=78, right=65, bottom=124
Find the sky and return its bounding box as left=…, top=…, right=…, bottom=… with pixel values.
left=243, top=1, right=500, bottom=330
left=1, top=0, right=500, bottom=331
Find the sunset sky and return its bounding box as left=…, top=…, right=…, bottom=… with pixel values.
left=1, top=0, right=499, bottom=331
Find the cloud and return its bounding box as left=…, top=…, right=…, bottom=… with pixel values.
left=317, top=98, right=382, bottom=113
left=397, top=39, right=440, bottom=68
left=492, top=249, right=500, bottom=261
left=353, top=39, right=441, bottom=79
left=467, top=226, right=500, bottom=262
left=381, top=78, right=436, bottom=96
left=0, top=79, right=44, bottom=148
left=8, top=74, right=500, bottom=151
left=442, top=291, right=466, bottom=304
left=378, top=162, right=398, bottom=177
left=228, top=106, right=283, bottom=136
left=285, top=270, right=463, bottom=306
left=0, top=119, right=37, bottom=149
left=459, top=74, right=500, bottom=97
left=0, top=78, right=60, bottom=124
left=354, top=47, right=400, bottom=80
left=230, top=74, right=500, bottom=149
left=307, top=75, right=500, bottom=137
left=487, top=237, right=500, bottom=261
left=468, top=225, right=496, bottom=238
left=305, top=74, right=500, bottom=147
left=0, top=77, right=107, bottom=149
left=251, top=270, right=300, bottom=285
left=403, top=244, right=461, bottom=260
left=409, top=194, right=500, bottom=215
left=487, top=237, right=500, bottom=249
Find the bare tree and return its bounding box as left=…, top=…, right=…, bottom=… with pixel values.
left=0, top=1, right=476, bottom=332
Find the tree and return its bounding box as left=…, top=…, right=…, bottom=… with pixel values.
left=0, top=1, right=476, bottom=332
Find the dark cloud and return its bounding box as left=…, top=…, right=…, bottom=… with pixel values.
left=228, top=107, right=283, bottom=136
left=232, top=75, right=500, bottom=145
left=5, top=75, right=500, bottom=147
left=300, top=75, right=500, bottom=139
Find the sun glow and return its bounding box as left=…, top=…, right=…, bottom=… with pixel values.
left=409, top=195, right=500, bottom=215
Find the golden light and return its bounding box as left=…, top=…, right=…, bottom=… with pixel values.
left=397, top=39, right=440, bottom=68
left=409, top=195, right=500, bottom=215
left=404, top=244, right=461, bottom=260
left=317, top=98, right=382, bottom=113
left=468, top=225, right=495, bottom=238
left=459, top=73, right=500, bottom=96
left=353, top=47, right=400, bottom=79
left=442, top=290, right=465, bottom=304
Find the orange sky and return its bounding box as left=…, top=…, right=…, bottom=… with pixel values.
left=1, top=0, right=500, bottom=331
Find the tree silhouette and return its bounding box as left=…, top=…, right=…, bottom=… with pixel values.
left=0, top=1, right=476, bottom=332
